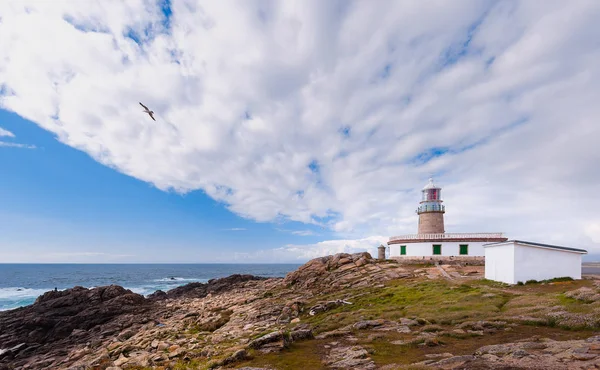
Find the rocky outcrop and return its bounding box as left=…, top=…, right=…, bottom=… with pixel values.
left=420, top=335, right=600, bottom=369
left=0, top=285, right=150, bottom=368
left=283, top=252, right=411, bottom=292
left=157, top=274, right=269, bottom=300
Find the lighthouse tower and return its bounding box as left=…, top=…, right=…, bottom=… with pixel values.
left=416, top=178, right=445, bottom=234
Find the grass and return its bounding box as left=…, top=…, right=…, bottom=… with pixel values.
left=235, top=340, right=327, bottom=369
left=301, top=279, right=516, bottom=334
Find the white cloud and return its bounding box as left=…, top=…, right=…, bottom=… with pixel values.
left=0, top=141, right=35, bottom=149
left=232, top=235, right=388, bottom=263
left=291, top=230, right=316, bottom=236
left=0, top=127, right=14, bottom=137
left=223, top=227, right=246, bottom=231
left=0, top=1, right=599, bottom=253
left=585, top=221, right=600, bottom=244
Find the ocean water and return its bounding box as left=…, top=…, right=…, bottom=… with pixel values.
left=0, top=264, right=301, bottom=311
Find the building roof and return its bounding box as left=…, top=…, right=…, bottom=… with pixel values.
left=484, top=240, right=588, bottom=254
left=422, top=177, right=440, bottom=190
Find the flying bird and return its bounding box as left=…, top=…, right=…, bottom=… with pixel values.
left=139, top=102, right=156, bottom=121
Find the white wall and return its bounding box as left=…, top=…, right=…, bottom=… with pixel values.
left=484, top=244, right=514, bottom=284
left=389, top=241, right=487, bottom=257
left=513, top=244, right=582, bottom=283
left=485, top=242, right=584, bottom=284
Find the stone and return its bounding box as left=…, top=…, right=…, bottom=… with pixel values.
left=117, top=329, right=135, bottom=341
left=573, top=353, right=598, bottom=361
left=290, top=318, right=300, bottom=324
left=222, top=349, right=248, bottom=365
left=290, top=329, right=313, bottom=342
left=107, top=342, right=122, bottom=351
left=425, top=353, right=453, bottom=359
left=353, top=320, right=385, bottom=330
left=113, top=354, right=129, bottom=367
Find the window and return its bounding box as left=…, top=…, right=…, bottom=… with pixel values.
left=400, top=245, right=406, bottom=255
left=433, top=244, right=441, bottom=255
left=459, top=244, right=468, bottom=255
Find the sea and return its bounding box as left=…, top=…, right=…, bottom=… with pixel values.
left=0, top=264, right=301, bottom=312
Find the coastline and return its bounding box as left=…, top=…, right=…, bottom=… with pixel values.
left=0, top=263, right=301, bottom=312
left=2, top=254, right=600, bottom=369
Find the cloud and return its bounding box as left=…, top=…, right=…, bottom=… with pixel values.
left=232, top=235, right=388, bottom=263
left=291, top=230, right=316, bottom=236
left=222, top=228, right=246, bottom=231
left=0, top=142, right=36, bottom=149
left=585, top=221, right=600, bottom=244
left=0, top=1, right=599, bottom=252
left=46, top=252, right=134, bottom=257
left=0, top=127, right=14, bottom=137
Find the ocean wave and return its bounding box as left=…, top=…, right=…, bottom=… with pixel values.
left=0, top=278, right=210, bottom=310
left=152, top=277, right=208, bottom=282
left=0, top=287, right=49, bottom=300
left=0, top=287, right=50, bottom=311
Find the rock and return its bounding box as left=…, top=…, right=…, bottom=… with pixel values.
left=309, top=300, right=352, bottom=315
left=425, top=352, right=454, bottom=359
left=283, top=252, right=375, bottom=290
left=565, top=287, right=600, bottom=302
left=353, top=320, right=385, bottom=330
left=430, top=355, right=475, bottom=368
left=113, top=354, right=129, bottom=367
left=573, top=353, right=598, bottom=361
left=315, top=329, right=352, bottom=339
left=421, top=324, right=444, bottom=332
left=399, top=318, right=419, bottom=326
left=0, top=285, right=149, bottom=369
left=396, top=325, right=411, bottom=333
left=247, top=331, right=289, bottom=350
left=511, top=349, right=530, bottom=358
left=117, top=329, right=135, bottom=341
left=165, top=274, right=267, bottom=299
left=324, top=345, right=376, bottom=369
left=222, top=349, right=248, bottom=365
left=290, top=329, right=314, bottom=342
left=290, top=318, right=301, bottom=324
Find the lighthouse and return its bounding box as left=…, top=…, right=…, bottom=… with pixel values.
left=417, top=178, right=445, bottom=234
left=387, top=177, right=507, bottom=261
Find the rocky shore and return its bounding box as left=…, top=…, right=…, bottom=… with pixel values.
left=1, top=252, right=599, bottom=369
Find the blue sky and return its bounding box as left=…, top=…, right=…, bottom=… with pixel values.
left=0, top=1, right=599, bottom=262
left=0, top=109, right=330, bottom=262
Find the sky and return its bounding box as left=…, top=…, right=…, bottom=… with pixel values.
left=0, top=0, right=599, bottom=263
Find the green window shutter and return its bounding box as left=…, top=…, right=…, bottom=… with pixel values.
left=433, top=244, right=441, bottom=255
left=459, top=244, right=468, bottom=255
left=400, top=245, right=406, bottom=255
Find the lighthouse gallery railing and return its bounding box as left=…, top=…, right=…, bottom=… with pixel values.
left=389, top=232, right=505, bottom=242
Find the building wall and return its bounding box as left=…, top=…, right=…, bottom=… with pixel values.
left=418, top=212, right=445, bottom=234
left=513, top=244, right=582, bottom=283
left=484, top=244, right=515, bottom=284
left=389, top=241, right=487, bottom=257
left=484, top=242, right=584, bottom=284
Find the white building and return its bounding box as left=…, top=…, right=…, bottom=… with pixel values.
left=388, top=178, right=507, bottom=260
left=484, top=240, right=587, bottom=284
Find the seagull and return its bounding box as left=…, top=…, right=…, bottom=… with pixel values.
left=139, top=102, right=156, bottom=121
